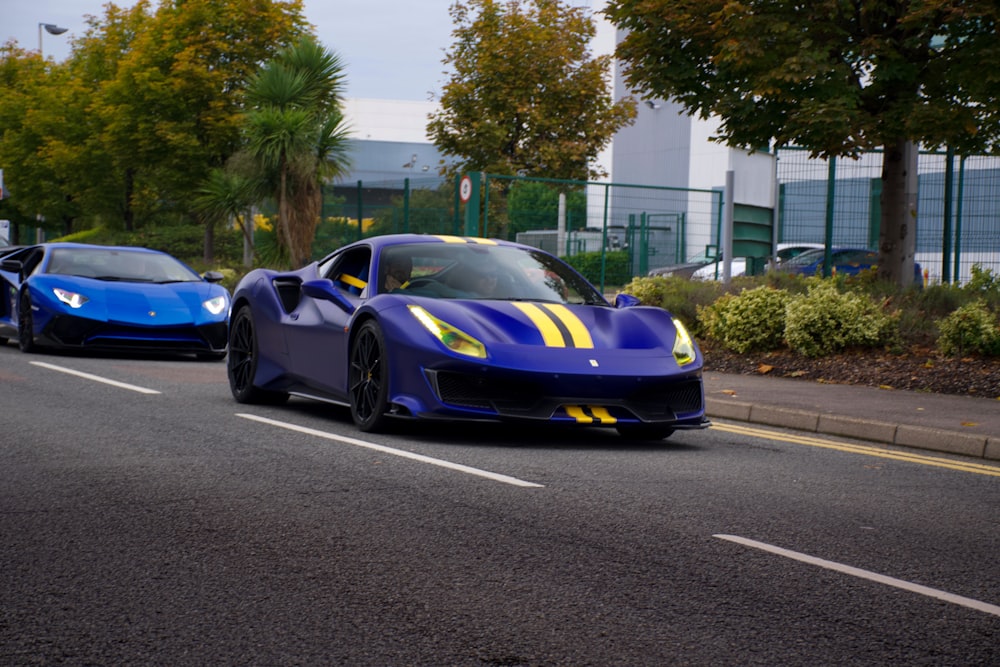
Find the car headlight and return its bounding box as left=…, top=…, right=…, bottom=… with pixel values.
left=408, top=305, right=486, bottom=359
left=203, top=295, right=228, bottom=315
left=672, top=317, right=697, bottom=366
left=53, top=287, right=89, bottom=309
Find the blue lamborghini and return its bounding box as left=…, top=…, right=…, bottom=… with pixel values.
left=0, top=242, right=230, bottom=359
left=228, top=234, right=707, bottom=440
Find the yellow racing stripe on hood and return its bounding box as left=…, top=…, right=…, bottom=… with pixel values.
left=432, top=235, right=498, bottom=244
left=513, top=303, right=565, bottom=347
left=542, top=303, right=594, bottom=349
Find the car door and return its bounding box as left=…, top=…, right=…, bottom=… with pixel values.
left=284, top=247, right=372, bottom=398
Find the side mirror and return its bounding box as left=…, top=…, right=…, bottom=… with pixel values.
left=614, top=293, right=641, bottom=309
left=1, top=259, right=23, bottom=273
left=203, top=270, right=225, bottom=283
left=302, top=279, right=356, bottom=315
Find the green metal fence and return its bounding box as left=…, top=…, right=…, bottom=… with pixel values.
left=315, top=173, right=723, bottom=286
left=776, top=147, right=1000, bottom=284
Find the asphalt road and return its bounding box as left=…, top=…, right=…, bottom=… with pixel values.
left=1, top=346, right=998, bottom=666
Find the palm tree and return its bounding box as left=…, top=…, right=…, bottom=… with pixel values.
left=242, top=38, right=351, bottom=267
left=193, top=167, right=260, bottom=266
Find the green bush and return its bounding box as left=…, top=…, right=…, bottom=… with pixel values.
left=784, top=281, right=898, bottom=357
left=936, top=300, right=1000, bottom=356
left=965, top=264, right=1000, bottom=309
left=621, top=275, right=723, bottom=333
left=696, top=285, right=790, bottom=353
left=565, top=250, right=631, bottom=287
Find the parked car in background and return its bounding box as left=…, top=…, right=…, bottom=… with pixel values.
left=0, top=242, right=231, bottom=358
left=777, top=247, right=924, bottom=285
left=691, top=256, right=746, bottom=280
left=646, top=248, right=721, bottom=279
left=772, top=242, right=825, bottom=266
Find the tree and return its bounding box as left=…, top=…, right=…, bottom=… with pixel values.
left=0, top=0, right=310, bottom=253
left=242, top=37, right=351, bottom=267
left=193, top=167, right=260, bottom=266
left=604, top=0, right=1000, bottom=287
left=96, top=0, right=309, bottom=254
left=428, top=0, right=636, bottom=182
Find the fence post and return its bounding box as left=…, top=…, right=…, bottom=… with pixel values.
left=463, top=172, right=481, bottom=236
left=557, top=192, right=566, bottom=257
left=453, top=173, right=462, bottom=235
left=403, top=177, right=410, bottom=234
left=722, top=170, right=734, bottom=283
left=824, top=157, right=836, bottom=277
left=942, top=147, right=954, bottom=283
left=356, top=180, right=363, bottom=241
left=954, top=156, right=965, bottom=283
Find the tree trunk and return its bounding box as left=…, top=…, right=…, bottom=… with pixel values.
left=124, top=168, right=135, bottom=232
left=203, top=217, right=215, bottom=264
left=877, top=138, right=918, bottom=287
left=279, top=162, right=298, bottom=267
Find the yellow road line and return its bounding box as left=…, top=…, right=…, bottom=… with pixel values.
left=711, top=422, right=1000, bottom=477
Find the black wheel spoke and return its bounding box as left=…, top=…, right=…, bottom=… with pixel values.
left=349, top=322, right=389, bottom=432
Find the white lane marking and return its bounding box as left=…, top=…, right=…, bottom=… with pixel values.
left=715, top=534, right=1000, bottom=618
left=236, top=413, right=544, bottom=488
left=30, top=361, right=161, bottom=395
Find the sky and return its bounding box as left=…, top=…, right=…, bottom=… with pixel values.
left=2, top=0, right=458, bottom=101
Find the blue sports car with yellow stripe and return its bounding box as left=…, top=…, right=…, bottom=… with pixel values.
left=227, top=234, right=708, bottom=440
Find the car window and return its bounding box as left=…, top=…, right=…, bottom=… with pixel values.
left=47, top=247, right=201, bottom=282
left=783, top=249, right=826, bottom=267
left=835, top=250, right=876, bottom=265
left=322, top=247, right=372, bottom=296
left=370, top=242, right=606, bottom=305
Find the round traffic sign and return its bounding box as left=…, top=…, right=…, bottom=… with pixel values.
left=459, top=175, right=473, bottom=203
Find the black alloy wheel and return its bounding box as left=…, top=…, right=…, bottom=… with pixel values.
left=349, top=319, right=390, bottom=432
left=227, top=305, right=288, bottom=405
left=17, top=291, right=36, bottom=353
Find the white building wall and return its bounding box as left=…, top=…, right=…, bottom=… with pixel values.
left=342, top=98, right=438, bottom=143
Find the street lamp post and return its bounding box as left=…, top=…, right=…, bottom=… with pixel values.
left=38, top=22, right=68, bottom=57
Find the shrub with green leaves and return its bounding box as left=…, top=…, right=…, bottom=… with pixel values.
left=936, top=300, right=1000, bottom=356
left=621, top=275, right=723, bottom=334
left=784, top=281, right=897, bottom=357
left=696, top=285, right=790, bottom=353
left=564, top=250, right=631, bottom=287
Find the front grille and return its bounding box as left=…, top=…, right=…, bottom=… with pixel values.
left=46, top=315, right=226, bottom=353
left=429, top=370, right=704, bottom=422
left=625, top=379, right=704, bottom=419
left=433, top=371, right=539, bottom=411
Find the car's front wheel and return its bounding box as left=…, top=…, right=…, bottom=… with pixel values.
left=349, top=319, right=391, bottom=432
left=17, top=291, right=36, bottom=353
left=227, top=305, right=288, bottom=405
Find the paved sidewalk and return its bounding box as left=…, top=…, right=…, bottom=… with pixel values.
left=703, top=371, right=1000, bottom=461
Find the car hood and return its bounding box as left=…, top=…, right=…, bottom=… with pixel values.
left=34, top=276, right=229, bottom=325
left=378, top=296, right=699, bottom=375
left=390, top=296, right=683, bottom=351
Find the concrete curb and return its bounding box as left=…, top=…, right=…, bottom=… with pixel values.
left=706, top=398, right=999, bottom=461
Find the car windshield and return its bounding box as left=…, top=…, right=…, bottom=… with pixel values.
left=781, top=248, right=827, bottom=267
left=47, top=247, right=201, bottom=283
left=374, top=242, right=607, bottom=305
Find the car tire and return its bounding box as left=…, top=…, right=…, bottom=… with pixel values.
left=615, top=424, right=674, bottom=441
left=349, top=319, right=391, bottom=433
left=17, top=291, right=36, bottom=353
left=227, top=304, right=288, bottom=405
